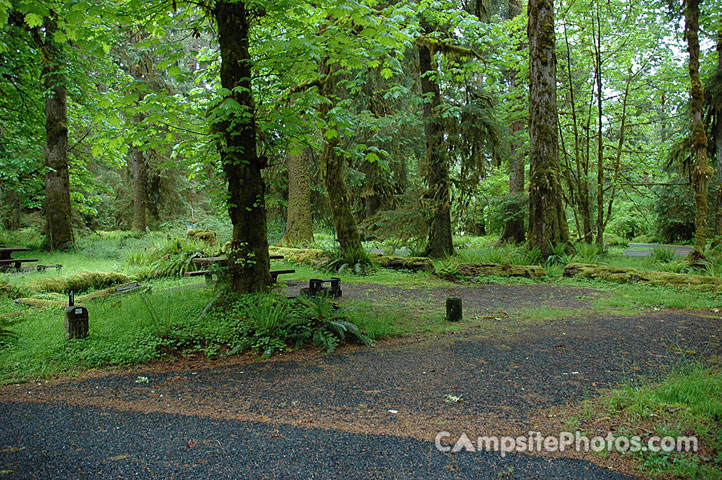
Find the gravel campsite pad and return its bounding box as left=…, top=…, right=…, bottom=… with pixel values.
left=1, top=282, right=721, bottom=479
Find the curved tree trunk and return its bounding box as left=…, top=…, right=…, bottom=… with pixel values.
left=685, top=0, right=714, bottom=258
left=281, top=148, right=314, bottom=246
left=419, top=26, right=453, bottom=258
left=214, top=1, right=271, bottom=293
left=527, top=0, right=569, bottom=258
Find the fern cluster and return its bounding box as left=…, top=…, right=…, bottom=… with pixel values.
left=216, top=294, right=373, bottom=358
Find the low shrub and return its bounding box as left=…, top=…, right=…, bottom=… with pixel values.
left=651, top=246, right=676, bottom=264
left=125, top=237, right=212, bottom=278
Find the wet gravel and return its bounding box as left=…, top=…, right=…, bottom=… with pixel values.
left=1, top=401, right=634, bottom=479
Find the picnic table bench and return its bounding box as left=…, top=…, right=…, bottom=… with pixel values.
left=184, top=255, right=294, bottom=284
left=0, top=247, right=38, bottom=271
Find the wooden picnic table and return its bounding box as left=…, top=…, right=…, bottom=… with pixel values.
left=187, top=254, right=293, bottom=283
left=191, top=254, right=284, bottom=266
left=0, top=247, right=31, bottom=260
left=0, top=247, right=38, bottom=270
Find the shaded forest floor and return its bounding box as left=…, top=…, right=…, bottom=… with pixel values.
left=1, top=231, right=721, bottom=478
left=2, top=277, right=722, bottom=478
left=1, top=306, right=720, bottom=478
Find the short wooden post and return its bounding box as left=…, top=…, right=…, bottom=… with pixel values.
left=446, top=297, right=462, bottom=322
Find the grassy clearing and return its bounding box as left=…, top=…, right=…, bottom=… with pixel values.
left=1, top=231, right=721, bottom=383
left=564, top=360, right=722, bottom=479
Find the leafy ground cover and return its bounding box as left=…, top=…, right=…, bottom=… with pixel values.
left=553, top=360, right=722, bottom=479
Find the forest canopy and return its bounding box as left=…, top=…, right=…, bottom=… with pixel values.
left=1, top=0, right=722, bottom=291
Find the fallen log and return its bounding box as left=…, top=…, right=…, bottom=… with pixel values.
left=368, top=253, right=434, bottom=272
left=440, top=263, right=546, bottom=279
left=562, top=263, right=722, bottom=287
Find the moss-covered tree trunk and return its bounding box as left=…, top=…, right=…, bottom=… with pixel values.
left=131, top=145, right=147, bottom=233
left=41, top=18, right=74, bottom=251
left=713, top=30, right=722, bottom=242
left=527, top=0, right=569, bottom=258
left=214, top=1, right=271, bottom=293
left=685, top=0, right=714, bottom=257
left=419, top=28, right=453, bottom=258
left=499, top=0, right=526, bottom=244
left=281, top=147, right=314, bottom=246
left=319, top=62, right=366, bottom=263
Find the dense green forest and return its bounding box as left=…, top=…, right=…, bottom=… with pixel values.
left=1, top=0, right=722, bottom=292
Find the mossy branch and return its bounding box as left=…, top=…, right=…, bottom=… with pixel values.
left=415, top=35, right=482, bottom=60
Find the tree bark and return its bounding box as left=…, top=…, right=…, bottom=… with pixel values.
left=131, top=145, right=148, bottom=233
left=684, top=0, right=714, bottom=257
left=593, top=4, right=604, bottom=245
left=499, top=0, right=526, bottom=244
left=419, top=26, right=453, bottom=258
left=281, top=147, right=314, bottom=246
left=713, top=30, right=722, bottom=241
left=318, top=62, right=366, bottom=263
left=41, top=18, right=74, bottom=250
left=214, top=1, right=271, bottom=293
left=40, top=18, right=75, bottom=250
left=527, top=0, right=569, bottom=258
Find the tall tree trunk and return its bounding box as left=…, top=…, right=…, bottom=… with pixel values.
left=685, top=0, right=714, bottom=258
left=42, top=18, right=74, bottom=250
left=713, top=30, right=722, bottom=241
left=319, top=62, right=366, bottom=263
left=499, top=0, right=526, bottom=244
left=419, top=26, right=453, bottom=258
left=561, top=21, right=592, bottom=243
left=131, top=145, right=148, bottom=233
left=281, top=148, right=314, bottom=246
left=214, top=1, right=271, bottom=293
left=593, top=4, right=604, bottom=245
left=527, top=0, right=569, bottom=258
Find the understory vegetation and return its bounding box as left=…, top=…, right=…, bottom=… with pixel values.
left=564, top=360, right=722, bottom=479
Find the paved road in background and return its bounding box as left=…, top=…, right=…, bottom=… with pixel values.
left=623, top=243, right=693, bottom=257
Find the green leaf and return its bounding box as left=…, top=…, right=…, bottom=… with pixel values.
left=24, top=13, right=43, bottom=28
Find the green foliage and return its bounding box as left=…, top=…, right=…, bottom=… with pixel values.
left=455, top=243, right=542, bottom=265
left=125, top=237, right=213, bottom=278
left=0, top=317, right=18, bottom=349
left=603, top=362, right=722, bottom=479
left=572, top=242, right=604, bottom=264
left=217, top=294, right=373, bottom=357
left=651, top=246, right=676, bottom=264
left=655, top=183, right=696, bottom=244
left=318, top=248, right=374, bottom=275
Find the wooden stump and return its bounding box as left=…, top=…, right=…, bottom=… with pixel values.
left=446, top=297, right=462, bottom=322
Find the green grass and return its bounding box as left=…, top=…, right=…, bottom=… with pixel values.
left=597, top=362, right=722, bottom=478
left=2, top=230, right=722, bottom=384
left=0, top=286, right=213, bottom=382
